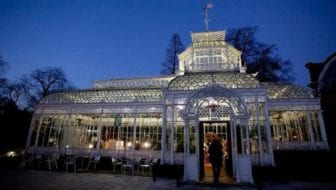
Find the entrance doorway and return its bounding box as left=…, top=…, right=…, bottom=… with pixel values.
left=199, top=121, right=234, bottom=183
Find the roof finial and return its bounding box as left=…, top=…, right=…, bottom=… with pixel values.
left=204, top=2, right=214, bottom=32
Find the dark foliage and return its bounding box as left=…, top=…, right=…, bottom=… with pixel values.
left=21, top=67, right=75, bottom=110
left=226, top=26, right=295, bottom=82
left=161, top=33, right=185, bottom=75
left=0, top=56, right=75, bottom=153
left=256, top=150, right=336, bottom=182
left=0, top=99, right=32, bottom=154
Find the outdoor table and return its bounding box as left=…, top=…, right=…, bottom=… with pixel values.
left=76, top=156, right=90, bottom=172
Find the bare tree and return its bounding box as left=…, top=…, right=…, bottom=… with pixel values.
left=226, top=26, right=295, bottom=82
left=161, top=33, right=185, bottom=75
left=21, top=67, right=75, bottom=109
left=2, top=81, right=24, bottom=104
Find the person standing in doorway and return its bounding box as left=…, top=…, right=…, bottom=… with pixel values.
left=208, top=137, right=223, bottom=183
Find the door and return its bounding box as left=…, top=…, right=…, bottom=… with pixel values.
left=199, top=122, right=233, bottom=182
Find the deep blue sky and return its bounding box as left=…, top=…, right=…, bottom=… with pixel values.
left=1, top=0, right=335, bottom=89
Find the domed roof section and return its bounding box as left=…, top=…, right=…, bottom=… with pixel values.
left=168, top=72, right=260, bottom=91
left=318, top=52, right=336, bottom=93
left=176, top=31, right=247, bottom=75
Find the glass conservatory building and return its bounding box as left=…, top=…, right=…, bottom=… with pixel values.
left=25, top=30, right=328, bottom=183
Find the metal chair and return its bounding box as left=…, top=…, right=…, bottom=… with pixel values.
left=18, top=154, right=34, bottom=169
left=122, top=159, right=134, bottom=175
left=111, top=157, right=122, bottom=173
left=139, top=158, right=152, bottom=176
left=87, top=155, right=100, bottom=170
left=45, top=154, right=58, bottom=170
left=34, top=154, right=43, bottom=169
left=64, top=156, right=76, bottom=173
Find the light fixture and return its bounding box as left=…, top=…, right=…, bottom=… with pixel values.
left=143, top=142, right=151, bottom=149
left=127, top=142, right=132, bottom=147
left=176, top=105, right=184, bottom=110
left=7, top=151, right=16, bottom=157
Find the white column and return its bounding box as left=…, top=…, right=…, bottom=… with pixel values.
left=306, top=111, right=315, bottom=145
left=195, top=123, right=200, bottom=179
left=170, top=105, right=175, bottom=164
left=132, top=109, right=137, bottom=152
left=161, top=105, right=167, bottom=164
left=183, top=119, right=189, bottom=180
left=56, top=116, right=65, bottom=148
left=66, top=107, right=73, bottom=150
left=239, top=125, right=244, bottom=153
left=28, top=106, right=45, bottom=148
left=231, top=118, right=239, bottom=182
left=318, top=111, right=328, bottom=145
left=34, top=116, right=44, bottom=147
left=296, top=117, right=304, bottom=141
left=245, top=119, right=251, bottom=154
left=264, top=100, right=274, bottom=165
left=46, top=117, right=54, bottom=147
left=96, top=106, right=103, bottom=151
left=25, top=114, right=38, bottom=149
left=244, top=118, right=254, bottom=183
left=255, top=94, right=264, bottom=165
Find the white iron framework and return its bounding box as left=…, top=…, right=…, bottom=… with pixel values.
left=25, top=30, right=328, bottom=184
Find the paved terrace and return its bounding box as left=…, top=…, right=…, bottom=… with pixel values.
left=1, top=169, right=336, bottom=190
left=1, top=156, right=336, bottom=190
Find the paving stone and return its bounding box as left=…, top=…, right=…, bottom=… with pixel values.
left=1, top=170, right=336, bottom=190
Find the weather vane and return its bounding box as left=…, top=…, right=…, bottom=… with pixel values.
left=204, top=2, right=214, bottom=31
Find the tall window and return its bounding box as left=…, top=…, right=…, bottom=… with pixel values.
left=100, top=112, right=162, bottom=151
left=270, top=111, right=311, bottom=142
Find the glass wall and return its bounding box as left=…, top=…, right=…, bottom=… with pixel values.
left=29, top=114, right=100, bottom=149
left=247, top=101, right=268, bottom=155
left=310, top=111, right=322, bottom=142
left=269, top=111, right=322, bottom=142
left=29, top=115, right=68, bottom=148
left=165, top=105, right=185, bottom=153
left=67, top=114, right=100, bottom=149
left=28, top=111, right=162, bottom=152
left=100, top=112, right=162, bottom=151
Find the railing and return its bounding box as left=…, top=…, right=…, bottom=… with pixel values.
left=251, top=154, right=273, bottom=165
left=272, top=141, right=329, bottom=150
left=26, top=146, right=160, bottom=160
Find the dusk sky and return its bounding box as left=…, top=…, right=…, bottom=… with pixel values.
left=1, top=0, right=335, bottom=89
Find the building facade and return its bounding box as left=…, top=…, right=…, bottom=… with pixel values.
left=25, top=30, right=328, bottom=183
left=306, top=52, right=336, bottom=150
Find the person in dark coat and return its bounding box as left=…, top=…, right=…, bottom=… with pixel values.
left=208, top=137, right=223, bottom=183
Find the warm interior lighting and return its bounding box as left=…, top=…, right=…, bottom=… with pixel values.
left=143, top=142, right=151, bottom=149
left=116, top=140, right=124, bottom=150
left=127, top=141, right=132, bottom=147
left=176, top=105, right=184, bottom=110
left=7, top=151, right=16, bottom=157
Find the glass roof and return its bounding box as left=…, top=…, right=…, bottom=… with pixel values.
left=39, top=76, right=314, bottom=105
left=167, top=72, right=260, bottom=90
left=40, top=88, right=162, bottom=104
left=93, top=76, right=174, bottom=89
left=261, top=83, right=313, bottom=99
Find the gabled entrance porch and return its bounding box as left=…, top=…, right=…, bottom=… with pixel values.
left=180, top=85, right=254, bottom=183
